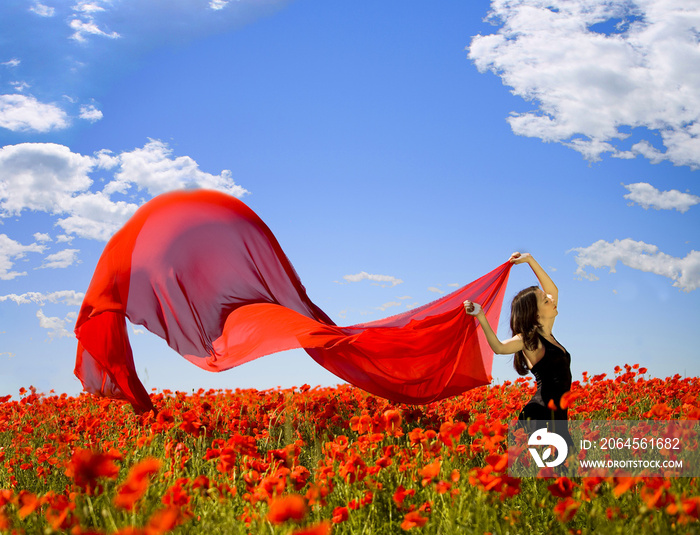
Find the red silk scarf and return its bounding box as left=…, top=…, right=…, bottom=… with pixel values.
left=74, top=190, right=512, bottom=413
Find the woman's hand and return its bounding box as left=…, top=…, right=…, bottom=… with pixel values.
left=463, top=300, right=483, bottom=316
left=509, top=252, right=532, bottom=265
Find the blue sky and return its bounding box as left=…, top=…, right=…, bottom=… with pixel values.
left=1, top=0, right=699, bottom=398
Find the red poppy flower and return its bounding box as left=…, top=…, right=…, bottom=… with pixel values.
left=290, top=465, right=311, bottom=491
left=611, top=476, right=638, bottom=498
left=162, top=480, right=191, bottom=509
left=484, top=453, right=508, bottom=472
left=581, top=476, right=604, bottom=501
left=291, top=521, right=332, bottom=535
left=267, top=494, right=307, bottom=524
left=16, top=490, right=40, bottom=519
left=376, top=455, right=393, bottom=468
left=559, top=391, right=576, bottom=409
left=420, top=460, right=441, bottom=486
left=439, top=420, right=467, bottom=449
left=382, top=409, right=403, bottom=436
left=667, top=496, right=700, bottom=522
left=552, top=497, right=580, bottom=523
left=146, top=506, right=185, bottom=534
left=393, top=485, right=415, bottom=508
left=0, top=489, right=12, bottom=508
left=64, top=448, right=120, bottom=493
left=339, top=454, right=367, bottom=484
left=332, top=506, right=349, bottom=523
left=0, top=510, right=9, bottom=531
left=401, top=510, right=428, bottom=530
left=114, top=458, right=162, bottom=511
left=640, top=479, right=673, bottom=509
left=548, top=477, right=576, bottom=498
left=435, top=480, right=452, bottom=494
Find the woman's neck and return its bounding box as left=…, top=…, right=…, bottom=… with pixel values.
left=538, top=318, right=555, bottom=337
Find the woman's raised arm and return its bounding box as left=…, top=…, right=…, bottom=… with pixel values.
left=463, top=300, right=524, bottom=355
left=510, top=252, right=558, bottom=305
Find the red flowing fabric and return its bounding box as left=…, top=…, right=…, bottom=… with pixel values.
left=74, top=190, right=512, bottom=413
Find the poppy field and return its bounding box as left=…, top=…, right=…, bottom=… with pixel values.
left=1, top=364, right=699, bottom=534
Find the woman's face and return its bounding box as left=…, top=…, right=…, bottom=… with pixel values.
left=536, top=289, right=557, bottom=319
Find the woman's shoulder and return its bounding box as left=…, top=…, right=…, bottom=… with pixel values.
left=520, top=335, right=545, bottom=369
left=539, top=333, right=568, bottom=355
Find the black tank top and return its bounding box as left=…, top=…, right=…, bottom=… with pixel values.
left=528, top=334, right=572, bottom=411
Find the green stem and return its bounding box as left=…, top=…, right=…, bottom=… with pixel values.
left=103, top=505, right=119, bottom=532
left=86, top=494, right=99, bottom=528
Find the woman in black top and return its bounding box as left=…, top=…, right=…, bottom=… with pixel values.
left=464, top=252, right=574, bottom=450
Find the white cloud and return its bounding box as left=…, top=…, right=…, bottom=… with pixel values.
left=36, top=309, right=76, bottom=339
left=0, top=143, right=94, bottom=215
left=622, top=182, right=700, bottom=213
left=0, top=140, right=247, bottom=241
left=10, top=82, right=31, bottom=93
left=0, top=290, right=84, bottom=306
left=342, top=271, right=403, bottom=287
left=570, top=238, right=700, bottom=292
left=209, top=0, right=230, bottom=10
left=79, top=104, right=103, bottom=122
left=469, top=0, right=700, bottom=168
left=56, top=191, right=139, bottom=241
left=33, top=233, right=52, bottom=242
left=0, top=234, right=45, bottom=280
left=69, top=18, right=120, bottom=42
left=74, top=1, right=107, bottom=14
left=39, top=249, right=80, bottom=269
left=0, top=94, right=69, bottom=132
left=69, top=1, right=121, bottom=43
left=107, top=139, right=248, bottom=198
left=30, top=3, right=55, bottom=17
left=376, top=301, right=402, bottom=312
left=93, top=148, right=119, bottom=170
left=427, top=287, right=444, bottom=295
left=2, top=59, right=20, bottom=68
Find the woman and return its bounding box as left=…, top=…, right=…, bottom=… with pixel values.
left=463, top=252, right=574, bottom=450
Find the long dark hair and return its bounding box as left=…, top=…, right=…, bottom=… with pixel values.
left=510, top=286, right=541, bottom=376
